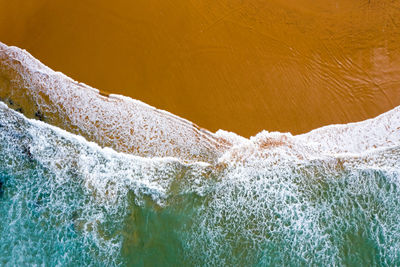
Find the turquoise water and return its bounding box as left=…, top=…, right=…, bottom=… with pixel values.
left=1, top=103, right=400, bottom=266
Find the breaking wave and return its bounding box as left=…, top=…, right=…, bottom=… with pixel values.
left=1, top=43, right=400, bottom=266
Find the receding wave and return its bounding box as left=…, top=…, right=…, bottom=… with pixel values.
left=0, top=42, right=229, bottom=164
left=1, top=42, right=400, bottom=265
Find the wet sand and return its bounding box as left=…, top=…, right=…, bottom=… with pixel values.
left=1, top=0, right=400, bottom=137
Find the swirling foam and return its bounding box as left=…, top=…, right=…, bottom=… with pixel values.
left=1, top=42, right=400, bottom=266
left=1, top=100, right=399, bottom=265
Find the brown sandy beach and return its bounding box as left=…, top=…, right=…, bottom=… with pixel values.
left=1, top=0, right=400, bottom=137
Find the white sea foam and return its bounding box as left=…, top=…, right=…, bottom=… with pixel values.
left=1, top=42, right=400, bottom=266
left=0, top=42, right=228, bottom=164
left=2, top=97, right=400, bottom=265
left=1, top=41, right=400, bottom=165
left=0, top=101, right=215, bottom=265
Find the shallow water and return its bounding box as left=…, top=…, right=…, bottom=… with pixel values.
left=1, top=101, right=400, bottom=266
left=1, top=0, right=400, bottom=136
left=1, top=45, right=400, bottom=265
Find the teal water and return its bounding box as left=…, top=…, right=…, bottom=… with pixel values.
left=1, top=103, right=400, bottom=266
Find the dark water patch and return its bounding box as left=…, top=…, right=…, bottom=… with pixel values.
left=0, top=98, right=25, bottom=115
left=0, top=179, right=4, bottom=198
left=22, top=145, right=33, bottom=160
left=34, top=110, right=45, bottom=121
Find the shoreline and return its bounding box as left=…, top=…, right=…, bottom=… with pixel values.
left=1, top=0, right=399, bottom=137
left=1, top=42, right=399, bottom=166
left=0, top=42, right=230, bottom=164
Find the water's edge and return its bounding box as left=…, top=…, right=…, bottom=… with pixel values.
left=1, top=43, right=400, bottom=266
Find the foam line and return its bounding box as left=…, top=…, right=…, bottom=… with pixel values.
left=1, top=41, right=400, bottom=165
left=0, top=42, right=230, bottom=164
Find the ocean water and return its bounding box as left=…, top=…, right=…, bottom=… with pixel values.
left=1, top=100, right=400, bottom=266
left=1, top=44, right=400, bottom=266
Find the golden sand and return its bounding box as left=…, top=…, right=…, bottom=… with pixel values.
left=1, top=0, right=400, bottom=137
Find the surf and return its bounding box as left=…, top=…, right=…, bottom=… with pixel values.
left=1, top=42, right=400, bottom=266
